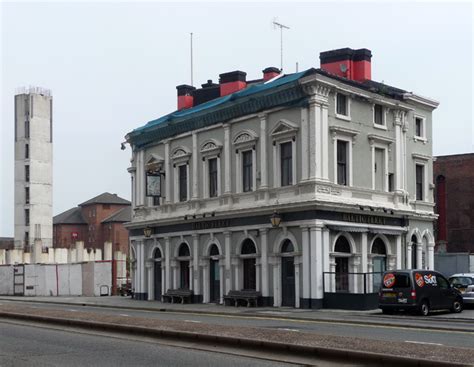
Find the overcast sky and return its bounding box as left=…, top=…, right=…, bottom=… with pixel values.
left=1, top=1, right=473, bottom=237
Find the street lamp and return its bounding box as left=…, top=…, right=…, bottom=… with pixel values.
left=270, top=211, right=282, bottom=228
left=143, top=226, right=152, bottom=238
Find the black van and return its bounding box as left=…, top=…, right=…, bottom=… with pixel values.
left=378, top=270, right=463, bottom=316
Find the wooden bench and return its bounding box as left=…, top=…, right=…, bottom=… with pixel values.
left=224, top=290, right=262, bottom=307
left=162, top=289, right=193, bottom=304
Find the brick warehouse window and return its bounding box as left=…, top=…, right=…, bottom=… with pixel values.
left=242, top=150, right=253, bottom=192
left=25, top=187, right=30, bottom=204
left=25, top=209, right=30, bottom=226
left=337, top=140, right=348, bottom=185
left=25, top=143, right=29, bottom=159
left=25, top=165, right=30, bottom=182
left=416, top=164, right=424, bottom=200
left=25, top=120, right=30, bottom=139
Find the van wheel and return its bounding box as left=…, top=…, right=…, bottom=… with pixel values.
left=450, top=298, right=463, bottom=313
left=419, top=300, right=430, bottom=316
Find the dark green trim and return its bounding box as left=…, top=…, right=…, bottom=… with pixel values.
left=129, top=83, right=308, bottom=149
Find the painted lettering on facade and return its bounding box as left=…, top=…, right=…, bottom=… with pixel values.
left=192, top=219, right=231, bottom=231
left=342, top=213, right=386, bottom=225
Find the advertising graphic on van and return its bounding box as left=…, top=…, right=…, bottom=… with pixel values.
left=424, top=274, right=437, bottom=286
left=415, top=273, right=425, bottom=287
left=383, top=273, right=396, bottom=288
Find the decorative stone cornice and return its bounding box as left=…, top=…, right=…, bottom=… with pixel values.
left=200, top=139, right=222, bottom=157
left=367, top=134, right=395, bottom=146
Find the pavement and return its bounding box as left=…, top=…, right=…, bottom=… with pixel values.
left=0, top=295, right=473, bottom=325
left=0, top=296, right=473, bottom=366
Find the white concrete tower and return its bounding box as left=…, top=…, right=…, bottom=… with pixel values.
left=14, top=87, right=53, bottom=250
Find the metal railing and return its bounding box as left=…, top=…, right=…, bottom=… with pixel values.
left=323, top=272, right=383, bottom=294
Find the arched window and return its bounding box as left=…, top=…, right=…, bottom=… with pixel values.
left=178, top=243, right=190, bottom=257
left=209, top=244, right=219, bottom=256
left=241, top=239, right=257, bottom=255
left=411, top=235, right=418, bottom=269
left=154, top=248, right=162, bottom=259
left=281, top=240, right=294, bottom=253
left=334, top=236, right=351, bottom=253
left=371, top=238, right=386, bottom=255
left=241, top=239, right=257, bottom=290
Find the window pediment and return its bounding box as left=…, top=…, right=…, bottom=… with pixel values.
left=367, top=134, right=394, bottom=146
left=270, top=119, right=299, bottom=140
left=171, top=146, right=191, bottom=163
left=146, top=153, right=164, bottom=172
left=233, top=130, right=258, bottom=148
left=200, top=139, right=222, bottom=157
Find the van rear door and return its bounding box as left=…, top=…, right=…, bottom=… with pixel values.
left=380, top=272, right=412, bottom=305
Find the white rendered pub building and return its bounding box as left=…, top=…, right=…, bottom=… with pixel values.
left=124, top=48, right=439, bottom=309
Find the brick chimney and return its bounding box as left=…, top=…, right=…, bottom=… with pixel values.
left=176, top=84, right=196, bottom=110
left=219, top=71, right=247, bottom=97
left=320, top=48, right=372, bottom=82
left=262, top=67, right=281, bottom=81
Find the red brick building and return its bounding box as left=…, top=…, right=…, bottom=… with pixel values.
left=53, top=193, right=131, bottom=254
left=434, top=153, right=474, bottom=252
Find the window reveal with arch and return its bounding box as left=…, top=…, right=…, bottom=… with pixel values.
left=371, top=238, right=387, bottom=289
left=153, top=248, right=162, bottom=301
left=178, top=243, right=190, bottom=289
left=334, top=236, right=351, bottom=292
left=241, top=239, right=257, bottom=290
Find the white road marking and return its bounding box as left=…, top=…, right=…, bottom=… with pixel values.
left=68, top=309, right=78, bottom=312
left=119, top=314, right=129, bottom=317
left=405, top=340, right=443, bottom=346
left=184, top=320, right=201, bottom=323
left=278, top=328, right=299, bottom=332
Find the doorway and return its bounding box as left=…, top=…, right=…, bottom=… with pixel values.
left=209, top=244, right=220, bottom=303
left=153, top=248, right=162, bottom=301
left=335, top=257, right=349, bottom=292
left=281, top=240, right=295, bottom=307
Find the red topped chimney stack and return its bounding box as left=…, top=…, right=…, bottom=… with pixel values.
left=176, top=84, right=196, bottom=110
left=219, top=71, right=247, bottom=97
left=320, top=48, right=372, bottom=82
left=262, top=67, right=281, bottom=81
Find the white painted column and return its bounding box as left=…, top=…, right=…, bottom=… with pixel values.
left=416, top=243, right=423, bottom=269
left=146, top=261, right=153, bottom=300
left=256, top=260, right=261, bottom=292
left=233, top=258, right=240, bottom=290
left=202, top=264, right=209, bottom=303
left=272, top=258, right=280, bottom=307
left=370, top=143, right=375, bottom=190
left=260, top=229, right=269, bottom=298
left=428, top=243, right=435, bottom=270
left=329, top=260, right=336, bottom=293
left=406, top=241, right=412, bottom=269
left=224, top=125, right=231, bottom=194
left=172, top=263, right=178, bottom=289
left=314, top=226, right=323, bottom=299
left=259, top=114, right=268, bottom=188
left=165, top=237, right=171, bottom=291
left=301, top=227, right=310, bottom=301
left=396, top=235, right=402, bottom=269
left=224, top=231, right=232, bottom=293
left=161, top=264, right=165, bottom=297
left=321, top=105, right=329, bottom=180
left=272, top=143, right=278, bottom=187
left=192, top=234, right=200, bottom=296
left=192, top=132, right=199, bottom=200
left=295, top=260, right=301, bottom=308
left=361, top=231, right=368, bottom=293
left=394, top=115, right=403, bottom=191
left=308, top=100, right=317, bottom=180
left=165, top=142, right=171, bottom=203
left=301, top=108, right=309, bottom=181
left=219, top=263, right=225, bottom=304
left=309, top=227, right=318, bottom=301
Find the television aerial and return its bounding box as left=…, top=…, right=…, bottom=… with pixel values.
left=272, top=18, right=290, bottom=72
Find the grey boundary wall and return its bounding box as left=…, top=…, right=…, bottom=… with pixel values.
left=0, top=262, right=111, bottom=296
